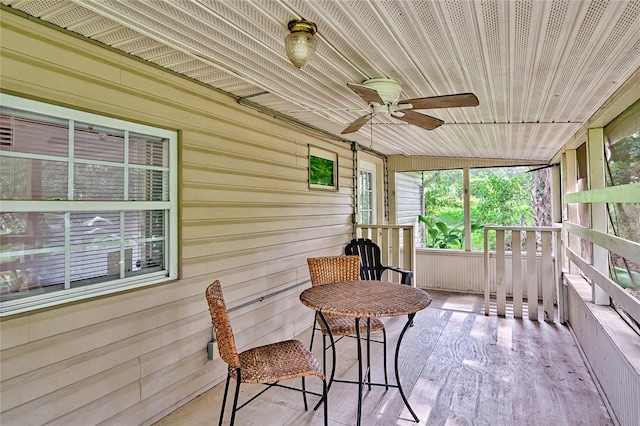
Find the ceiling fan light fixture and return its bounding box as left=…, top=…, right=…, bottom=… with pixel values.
left=284, top=20, right=318, bottom=68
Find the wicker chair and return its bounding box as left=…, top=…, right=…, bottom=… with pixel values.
left=306, top=255, right=388, bottom=391
left=205, top=280, right=327, bottom=426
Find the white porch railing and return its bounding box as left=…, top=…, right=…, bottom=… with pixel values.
left=483, top=225, right=563, bottom=323
left=354, top=225, right=415, bottom=285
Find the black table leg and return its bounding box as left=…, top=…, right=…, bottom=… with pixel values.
left=355, top=317, right=363, bottom=426
left=395, top=312, right=419, bottom=422
left=366, top=318, right=372, bottom=390
left=313, top=311, right=335, bottom=411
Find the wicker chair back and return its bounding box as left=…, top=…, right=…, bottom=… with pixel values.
left=205, top=280, right=241, bottom=368
left=307, top=255, right=360, bottom=286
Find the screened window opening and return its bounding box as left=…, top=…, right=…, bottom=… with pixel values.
left=0, top=94, right=177, bottom=315
left=604, top=99, right=640, bottom=323
left=419, top=166, right=552, bottom=251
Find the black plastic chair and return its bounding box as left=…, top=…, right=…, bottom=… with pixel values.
left=345, top=238, right=413, bottom=285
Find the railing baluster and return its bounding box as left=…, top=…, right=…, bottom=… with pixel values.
left=512, top=230, right=523, bottom=319
left=541, top=231, right=554, bottom=322
left=496, top=230, right=506, bottom=316
left=526, top=231, right=538, bottom=321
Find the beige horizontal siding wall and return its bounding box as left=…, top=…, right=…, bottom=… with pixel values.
left=394, top=172, right=424, bottom=247
left=0, top=12, right=354, bottom=425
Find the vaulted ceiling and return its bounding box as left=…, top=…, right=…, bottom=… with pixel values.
left=2, top=0, right=640, bottom=161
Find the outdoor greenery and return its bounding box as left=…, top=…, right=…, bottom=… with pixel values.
left=606, top=125, right=640, bottom=300
left=422, top=166, right=550, bottom=250
left=418, top=213, right=483, bottom=249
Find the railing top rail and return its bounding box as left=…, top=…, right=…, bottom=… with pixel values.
left=484, top=225, right=562, bottom=232
left=355, top=225, right=414, bottom=229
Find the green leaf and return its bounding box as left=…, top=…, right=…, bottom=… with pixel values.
left=435, top=221, right=449, bottom=235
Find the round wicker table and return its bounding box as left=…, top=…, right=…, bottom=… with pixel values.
left=300, top=280, right=432, bottom=425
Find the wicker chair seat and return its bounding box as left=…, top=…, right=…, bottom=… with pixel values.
left=232, top=339, right=324, bottom=384
left=318, top=312, right=385, bottom=336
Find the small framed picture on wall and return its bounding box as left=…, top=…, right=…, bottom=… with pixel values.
left=308, top=145, right=338, bottom=190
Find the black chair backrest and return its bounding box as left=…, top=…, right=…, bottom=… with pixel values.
left=344, top=238, right=383, bottom=280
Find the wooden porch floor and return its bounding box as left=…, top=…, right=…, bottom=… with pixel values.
left=154, top=291, right=612, bottom=426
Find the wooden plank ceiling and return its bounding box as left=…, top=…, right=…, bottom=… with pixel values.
left=2, top=0, right=639, bottom=161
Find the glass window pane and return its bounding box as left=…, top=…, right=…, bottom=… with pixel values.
left=0, top=112, right=69, bottom=157
left=359, top=170, right=373, bottom=225
left=74, top=164, right=124, bottom=200
left=1, top=157, right=69, bottom=201
left=129, top=169, right=168, bottom=201
left=74, top=124, right=124, bottom=162
left=129, top=134, right=167, bottom=167
left=0, top=212, right=66, bottom=300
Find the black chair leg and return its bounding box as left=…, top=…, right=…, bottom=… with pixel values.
left=322, top=377, right=328, bottom=426
left=322, top=333, right=327, bottom=377
left=309, top=312, right=318, bottom=351
left=302, top=377, right=308, bottom=410
left=219, top=373, right=231, bottom=426
left=229, top=369, right=242, bottom=426
left=382, top=327, right=388, bottom=388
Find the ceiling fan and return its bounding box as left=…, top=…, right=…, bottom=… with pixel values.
left=341, top=77, right=479, bottom=134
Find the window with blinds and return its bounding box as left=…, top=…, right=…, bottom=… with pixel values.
left=0, top=94, right=177, bottom=315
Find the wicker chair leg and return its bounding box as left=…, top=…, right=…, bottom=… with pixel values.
left=229, top=369, right=242, bottom=426
left=219, top=373, right=231, bottom=426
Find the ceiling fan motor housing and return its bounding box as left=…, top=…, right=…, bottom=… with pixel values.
left=362, top=78, right=402, bottom=104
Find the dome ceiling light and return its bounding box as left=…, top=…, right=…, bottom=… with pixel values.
left=284, top=20, right=318, bottom=68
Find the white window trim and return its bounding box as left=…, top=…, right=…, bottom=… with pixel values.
left=0, top=93, right=178, bottom=316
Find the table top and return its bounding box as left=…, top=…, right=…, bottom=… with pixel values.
left=300, top=280, right=432, bottom=318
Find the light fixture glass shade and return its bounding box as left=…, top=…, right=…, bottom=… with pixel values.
left=285, top=20, right=318, bottom=68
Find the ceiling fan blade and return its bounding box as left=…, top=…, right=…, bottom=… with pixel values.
left=399, top=93, right=479, bottom=110
left=394, top=110, right=444, bottom=131
left=341, top=113, right=375, bottom=134
left=347, top=83, right=385, bottom=105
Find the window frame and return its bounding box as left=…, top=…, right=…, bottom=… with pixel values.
left=0, top=93, right=178, bottom=316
